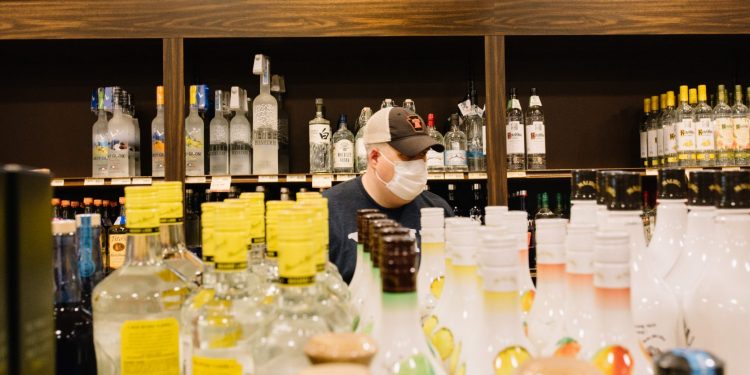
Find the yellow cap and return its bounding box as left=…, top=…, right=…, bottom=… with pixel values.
left=297, top=200, right=327, bottom=272
left=679, top=85, right=689, bottom=103
left=643, top=98, right=651, bottom=113
left=153, top=181, right=183, bottom=221
left=660, top=93, right=667, bottom=110
left=277, top=207, right=316, bottom=285
left=124, top=186, right=160, bottom=232
left=156, top=86, right=164, bottom=106
left=265, top=201, right=296, bottom=259
left=213, top=203, right=248, bottom=271
left=201, top=202, right=223, bottom=263
left=667, top=91, right=675, bottom=107
left=651, top=95, right=659, bottom=111
left=297, top=192, right=323, bottom=201
left=736, top=85, right=743, bottom=102
left=697, top=85, right=707, bottom=102
left=189, top=85, right=197, bottom=106
left=689, top=88, right=698, bottom=105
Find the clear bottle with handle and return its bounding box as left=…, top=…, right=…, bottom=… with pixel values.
left=732, top=85, right=750, bottom=165
left=151, top=86, right=165, bottom=177
left=309, top=98, right=332, bottom=173
left=507, top=87, right=526, bottom=170
left=425, top=113, right=445, bottom=172
left=229, top=86, right=252, bottom=175
left=676, top=86, right=697, bottom=166
left=107, top=87, right=133, bottom=178
left=92, top=87, right=109, bottom=177
left=252, top=54, right=279, bottom=175
left=332, top=114, right=355, bottom=173
left=209, top=89, right=229, bottom=175
left=525, top=88, right=547, bottom=169
left=443, top=113, right=468, bottom=172
left=354, top=107, right=372, bottom=173
left=694, top=84, right=716, bottom=166
left=185, top=85, right=206, bottom=176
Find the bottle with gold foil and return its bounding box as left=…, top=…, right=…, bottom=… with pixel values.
left=676, top=86, right=697, bottom=166
left=713, top=84, right=735, bottom=166
left=93, top=186, right=193, bottom=375
left=662, top=91, right=678, bottom=167
left=695, top=85, right=716, bottom=166
left=731, top=85, right=750, bottom=165
left=154, top=181, right=204, bottom=285
left=647, top=95, right=661, bottom=168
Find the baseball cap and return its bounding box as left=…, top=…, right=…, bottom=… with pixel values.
left=364, top=107, right=445, bottom=158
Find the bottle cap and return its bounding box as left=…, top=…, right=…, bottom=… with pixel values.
left=510, top=87, right=517, bottom=97
left=679, top=85, right=689, bottom=102
left=593, top=231, right=630, bottom=289
left=52, top=220, right=76, bottom=235
left=654, top=348, right=724, bottom=375
left=718, top=171, right=750, bottom=209
left=651, top=95, right=660, bottom=111
left=153, top=181, right=184, bottom=221
left=156, top=86, right=164, bottom=106
left=660, top=93, right=667, bottom=110
left=304, top=332, right=378, bottom=366
left=478, top=234, right=517, bottom=268
left=687, top=170, right=720, bottom=206
left=535, top=218, right=567, bottom=245
left=571, top=169, right=597, bottom=200
left=657, top=168, right=687, bottom=200
left=427, top=113, right=435, bottom=127
left=606, top=172, right=642, bottom=211
left=357, top=211, right=383, bottom=246
left=277, top=208, right=316, bottom=284
left=271, top=74, right=281, bottom=92
left=667, top=91, right=676, bottom=107
left=374, top=226, right=409, bottom=270
left=530, top=87, right=538, bottom=96
left=380, top=234, right=417, bottom=293
left=339, top=114, right=347, bottom=125
left=643, top=98, right=651, bottom=113
left=197, top=84, right=209, bottom=110
left=596, top=170, right=617, bottom=205
left=368, top=219, right=398, bottom=264
left=698, top=84, right=708, bottom=102
left=689, top=88, right=698, bottom=104
left=90, top=89, right=98, bottom=112
left=124, top=186, right=160, bottom=232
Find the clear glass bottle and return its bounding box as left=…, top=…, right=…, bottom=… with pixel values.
left=354, top=107, right=372, bottom=173
left=76, top=213, right=105, bottom=310
left=426, top=113, right=445, bottom=172
left=107, top=87, right=133, bottom=177
left=695, top=85, right=716, bottom=166
left=640, top=98, right=650, bottom=167
left=186, top=85, right=206, bottom=176
left=525, top=88, right=547, bottom=169
left=155, top=181, right=204, bottom=286
left=209, top=89, right=230, bottom=175
left=713, top=84, right=735, bottom=166
left=657, top=93, right=667, bottom=165
left=676, top=86, right=697, bottom=166
left=732, top=85, right=750, bottom=166
left=332, top=114, right=355, bottom=173
left=662, top=91, right=678, bottom=167
left=534, top=192, right=556, bottom=220
left=272, top=75, right=290, bottom=173
left=507, top=87, right=526, bottom=170
left=309, top=98, right=332, bottom=173
left=92, top=88, right=109, bottom=178
left=151, top=86, right=165, bottom=177
left=403, top=98, right=416, bottom=112
left=381, top=98, right=394, bottom=108
left=128, top=94, right=141, bottom=176
left=252, top=54, right=279, bottom=175
left=93, top=186, right=194, bottom=375
left=229, top=86, right=252, bottom=175
left=466, top=103, right=486, bottom=172
left=443, top=113, right=468, bottom=172
left=647, top=95, right=661, bottom=168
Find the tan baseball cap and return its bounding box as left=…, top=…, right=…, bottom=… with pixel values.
left=363, top=107, right=444, bottom=157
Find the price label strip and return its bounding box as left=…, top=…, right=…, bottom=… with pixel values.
left=185, top=176, right=207, bottom=184
left=209, top=176, right=232, bottom=192
left=312, top=174, right=333, bottom=188
left=286, top=174, right=308, bottom=183
left=131, top=177, right=152, bottom=185
left=507, top=171, right=527, bottom=178
left=84, top=178, right=105, bottom=186
left=444, top=172, right=465, bottom=180
left=51, top=179, right=65, bottom=187
left=111, top=178, right=131, bottom=185
left=335, top=174, right=356, bottom=182
left=468, top=172, right=487, bottom=180
left=258, top=175, right=279, bottom=183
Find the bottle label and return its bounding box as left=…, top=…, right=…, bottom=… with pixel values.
left=109, top=136, right=130, bottom=176
left=253, top=103, right=278, bottom=131
left=445, top=150, right=467, bottom=166
left=94, top=137, right=109, bottom=162
left=677, top=119, right=696, bottom=152
left=647, top=129, right=658, bottom=157
left=506, top=121, right=525, bottom=154
left=525, top=121, right=546, bottom=154
left=309, top=124, right=331, bottom=145
left=735, top=117, right=750, bottom=151
left=186, top=133, right=204, bottom=175
left=714, top=118, right=734, bottom=151
left=214, top=230, right=248, bottom=271
left=120, top=317, right=180, bottom=375
left=663, top=123, right=677, bottom=155
left=108, top=233, right=126, bottom=269
left=695, top=118, right=715, bottom=151
left=511, top=99, right=522, bottom=110
left=529, top=95, right=542, bottom=107
left=192, top=356, right=242, bottom=375
left=639, top=131, right=647, bottom=158
left=656, top=126, right=664, bottom=156
left=427, top=149, right=444, bottom=167
left=333, top=139, right=354, bottom=169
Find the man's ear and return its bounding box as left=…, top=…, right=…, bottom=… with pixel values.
left=368, top=147, right=380, bottom=167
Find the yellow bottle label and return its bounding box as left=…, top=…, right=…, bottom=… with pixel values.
left=213, top=230, right=248, bottom=271
left=120, top=317, right=180, bottom=375
left=127, top=206, right=160, bottom=233
left=159, top=201, right=183, bottom=221
left=192, top=356, right=242, bottom=375
left=278, top=239, right=315, bottom=286
left=108, top=233, right=127, bottom=269
left=202, top=227, right=214, bottom=263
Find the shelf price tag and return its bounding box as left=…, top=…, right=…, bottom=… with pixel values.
left=185, top=176, right=207, bottom=184
left=258, top=175, right=279, bottom=183
left=84, top=178, right=105, bottom=186
left=444, top=172, right=465, bottom=180
left=286, top=174, right=308, bottom=183
left=645, top=169, right=658, bottom=176
left=721, top=166, right=741, bottom=171
left=209, top=176, right=232, bottom=192
left=335, top=174, right=355, bottom=182
left=312, top=174, right=333, bottom=188
left=132, top=177, right=152, bottom=185
left=427, top=173, right=445, bottom=180
left=111, top=178, right=131, bottom=185
left=507, top=171, right=527, bottom=178
left=468, top=172, right=487, bottom=180
left=50, top=179, right=65, bottom=187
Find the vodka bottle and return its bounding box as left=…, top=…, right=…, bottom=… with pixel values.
left=151, top=86, right=165, bottom=177
left=309, top=98, right=332, bottom=173
left=732, top=84, right=750, bottom=166
left=185, top=85, right=206, bottom=176
left=208, top=90, right=229, bottom=175
left=272, top=75, right=290, bottom=173
left=154, top=181, right=203, bottom=285
left=507, top=87, right=526, bottom=170
left=465, top=102, right=486, bottom=171
left=403, top=98, right=416, bottom=111
left=657, top=93, right=667, bottom=166
left=525, top=88, right=547, bottom=169
left=714, top=85, right=735, bottom=166
left=129, top=94, right=141, bottom=176
left=332, top=114, right=355, bottom=173
left=106, top=87, right=133, bottom=177
left=76, top=213, right=105, bottom=311
left=92, top=88, right=109, bottom=177
left=647, top=95, right=661, bottom=168
left=468, top=183, right=484, bottom=222
left=229, top=86, right=252, bottom=175
left=694, top=84, right=716, bottom=166
left=252, top=54, right=279, bottom=175
left=354, top=107, right=372, bottom=173
left=662, top=91, right=678, bottom=167
left=381, top=98, right=394, bottom=108
left=676, top=85, right=697, bottom=166
left=640, top=98, right=650, bottom=167
left=443, top=113, right=468, bottom=171
left=426, top=113, right=445, bottom=172
left=647, top=168, right=688, bottom=280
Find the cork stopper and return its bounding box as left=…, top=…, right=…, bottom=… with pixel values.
left=606, top=172, right=642, bottom=211
left=657, top=168, right=687, bottom=200
left=376, top=226, right=411, bottom=271
left=687, top=170, right=720, bottom=207
left=304, top=333, right=378, bottom=366
left=368, top=219, right=397, bottom=267
left=380, top=234, right=417, bottom=293
left=571, top=169, right=597, bottom=200
left=718, top=171, right=750, bottom=209
left=360, top=213, right=387, bottom=250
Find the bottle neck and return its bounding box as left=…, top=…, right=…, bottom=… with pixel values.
left=156, top=105, right=164, bottom=116
left=594, top=287, right=633, bottom=335
left=380, top=292, right=422, bottom=337
left=653, top=200, right=687, bottom=232
left=159, top=221, right=187, bottom=256
left=565, top=273, right=595, bottom=309
left=54, top=233, right=82, bottom=304
left=443, top=263, right=479, bottom=295
left=686, top=206, right=716, bottom=233
left=606, top=211, right=647, bottom=253
left=125, top=232, right=163, bottom=265
left=273, top=92, right=284, bottom=108
left=536, top=263, right=566, bottom=291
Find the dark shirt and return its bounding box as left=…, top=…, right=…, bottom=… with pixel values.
left=322, top=176, right=453, bottom=284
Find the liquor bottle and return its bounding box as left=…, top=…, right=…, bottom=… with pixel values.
left=465, top=97, right=486, bottom=172
left=107, top=87, right=133, bottom=177
left=381, top=98, right=394, bottom=108
left=733, top=84, right=750, bottom=165
left=661, top=91, right=678, bottom=167
left=128, top=93, right=141, bottom=176
left=444, top=113, right=468, bottom=172
left=96, top=199, right=111, bottom=253
left=689, top=88, right=698, bottom=107
left=76, top=213, right=105, bottom=310
left=684, top=170, right=750, bottom=370
left=657, top=93, right=667, bottom=166
left=155, top=181, right=203, bottom=286
left=354, top=107, right=372, bottom=173
left=252, top=54, right=279, bottom=175
left=525, top=88, right=546, bottom=169
left=570, top=169, right=597, bottom=225
left=332, top=114, right=355, bottom=173
left=53, top=220, right=97, bottom=375
left=92, top=88, right=109, bottom=177
left=447, top=183, right=461, bottom=216
left=676, top=86, right=697, bottom=166
left=654, top=349, right=724, bottom=375
left=647, top=95, right=661, bottom=168
left=589, top=232, right=653, bottom=375
left=83, top=197, right=94, bottom=214
left=151, top=86, right=166, bottom=177
left=715, top=84, right=736, bottom=166
left=184, top=189, right=202, bottom=254
left=92, top=186, right=194, bottom=374
left=647, top=168, right=688, bottom=280
left=534, top=192, right=555, bottom=220
left=469, top=183, right=483, bottom=222
left=417, top=207, right=446, bottom=315
left=503, top=210, right=537, bottom=324
left=272, top=75, right=290, bottom=173
left=372, top=234, right=447, bottom=375
left=640, top=97, right=650, bottom=167
left=209, top=89, right=229, bottom=175
left=309, top=98, right=332, bottom=173
left=185, top=85, right=206, bottom=176
left=553, top=192, right=565, bottom=218
left=107, top=197, right=128, bottom=272
left=229, top=86, right=252, bottom=175
left=426, top=113, right=445, bottom=172
left=695, top=84, right=716, bottom=166
left=507, top=87, right=526, bottom=170
left=52, top=198, right=62, bottom=220
left=403, top=98, right=416, bottom=111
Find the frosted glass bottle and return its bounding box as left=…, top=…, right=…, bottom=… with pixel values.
left=229, top=87, right=252, bottom=175
left=185, top=85, right=205, bottom=176
left=92, top=88, right=109, bottom=177
left=252, top=55, right=279, bottom=175
left=354, top=107, right=372, bottom=173
left=209, top=90, right=229, bottom=175
left=106, top=87, right=133, bottom=178
left=646, top=168, right=688, bottom=280
left=151, top=86, right=165, bottom=177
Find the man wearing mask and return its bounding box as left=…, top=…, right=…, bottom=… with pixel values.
left=323, top=106, right=453, bottom=284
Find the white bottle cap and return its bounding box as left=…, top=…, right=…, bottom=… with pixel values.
left=594, top=231, right=630, bottom=264
left=565, top=223, right=597, bottom=274
left=535, top=218, right=567, bottom=244
left=478, top=234, right=518, bottom=268
left=420, top=207, right=445, bottom=229
left=419, top=227, right=444, bottom=244
left=75, top=213, right=101, bottom=228
left=52, top=220, right=76, bottom=235
left=485, top=206, right=509, bottom=214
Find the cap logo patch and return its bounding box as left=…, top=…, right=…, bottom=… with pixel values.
left=407, top=115, right=423, bottom=131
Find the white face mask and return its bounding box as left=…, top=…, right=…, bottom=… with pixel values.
left=374, top=151, right=428, bottom=201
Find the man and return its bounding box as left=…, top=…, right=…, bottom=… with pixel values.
left=323, top=106, right=453, bottom=284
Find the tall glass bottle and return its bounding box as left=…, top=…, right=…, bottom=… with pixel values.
left=107, top=197, right=127, bottom=272
left=640, top=98, right=650, bottom=167
left=657, top=93, right=667, bottom=166
left=443, top=113, right=468, bottom=172
left=646, top=168, right=688, bottom=280
left=525, top=88, right=547, bottom=169
left=647, top=95, right=661, bottom=168
left=53, top=220, right=97, bottom=375
left=676, top=86, right=697, bottom=166
left=76, top=213, right=105, bottom=310
left=426, top=113, right=445, bottom=172
left=107, top=87, right=133, bottom=177
left=229, top=86, right=252, bottom=175
left=128, top=94, right=141, bottom=176
left=732, top=85, right=750, bottom=166
left=151, top=86, right=166, bottom=177
left=186, top=85, right=206, bottom=176
left=273, top=75, right=290, bottom=173
left=354, top=107, right=372, bottom=173
left=507, top=87, right=526, bottom=170
left=252, top=54, right=279, bottom=175
left=93, top=186, right=194, bottom=375
left=92, top=87, right=109, bottom=177
left=155, top=181, right=204, bottom=285
left=662, top=91, right=678, bottom=167
left=465, top=101, right=486, bottom=171
left=715, top=85, right=735, bottom=166
left=694, top=84, right=716, bottom=166
left=469, top=183, right=483, bottom=222
left=309, top=98, right=332, bottom=173
left=534, top=192, right=556, bottom=220
left=447, top=183, right=461, bottom=216
left=209, top=89, right=230, bottom=175
left=332, top=114, right=355, bottom=173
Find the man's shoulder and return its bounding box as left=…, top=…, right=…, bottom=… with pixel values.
left=415, top=190, right=453, bottom=215
left=322, top=177, right=364, bottom=207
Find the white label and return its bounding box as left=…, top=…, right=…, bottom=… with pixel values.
left=51, top=179, right=64, bottom=187
left=426, top=149, right=444, bottom=168
left=646, top=168, right=658, bottom=176
left=656, top=126, right=664, bottom=156
left=695, top=118, right=715, bottom=151
left=209, top=176, right=232, bottom=192
left=457, top=99, right=472, bottom=116
left=84, top=178, right=105, bottom=186
left=111, top=178, right=131, bottom=185
left=309, top=124, right=331, bottom=145
left=427, top=173, right=445, bottom=180
left=468, top=172, right=487, bottom=179
left=445, top=150, right=467, bottom=166
left=722, top=166, right=741, bottom=171
left=258, top=175, right=279, bottom=183
left=335, top=174, right=355, bottom=182
left=286, top=174, right=307, bottom=182
left=333, top=139, right=354, bottom=169
left=639, top=131, right=648, bottom=158
left=132, top=177, right=152, bottom=185
left=526, top=121, right=546, bottom=154
left=312, top=174, right=333, bottom=188
left=506, top=120, right=525, bottom=154
left=714, top=118, right=734, bottom=151
left=444, top=172, right=464, bottom=180
left=647, top=129, right=658, bottom=157
left=355, top=138, right=367, bottom=159
left=663, top=124, right=677, bottom=155
left=677, top=119, right=696, bottom=152
left=185, top=176, right=207, bottom=184
left=511, top=99, right=521, bottom=110
left=736, top=117, right=750, bottom=150
left=529, top=95, right=542, bottom=107
left=507, top=171, right=527, bottom=178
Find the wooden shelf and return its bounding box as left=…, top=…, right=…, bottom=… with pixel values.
left=50, top=177, right=163, bottom=187
left=507, top=166, right=750, bottom=181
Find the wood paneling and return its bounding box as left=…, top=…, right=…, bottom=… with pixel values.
left=484, top=35, right=507, bottom=205
left=163, top=38, right=185, bottom=181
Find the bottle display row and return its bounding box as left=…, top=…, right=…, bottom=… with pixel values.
left=639, top=84, right=750, bottom=169
left=90, top=86, right=145, bottom=178
left=505, top=88, right=547, bottom=171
